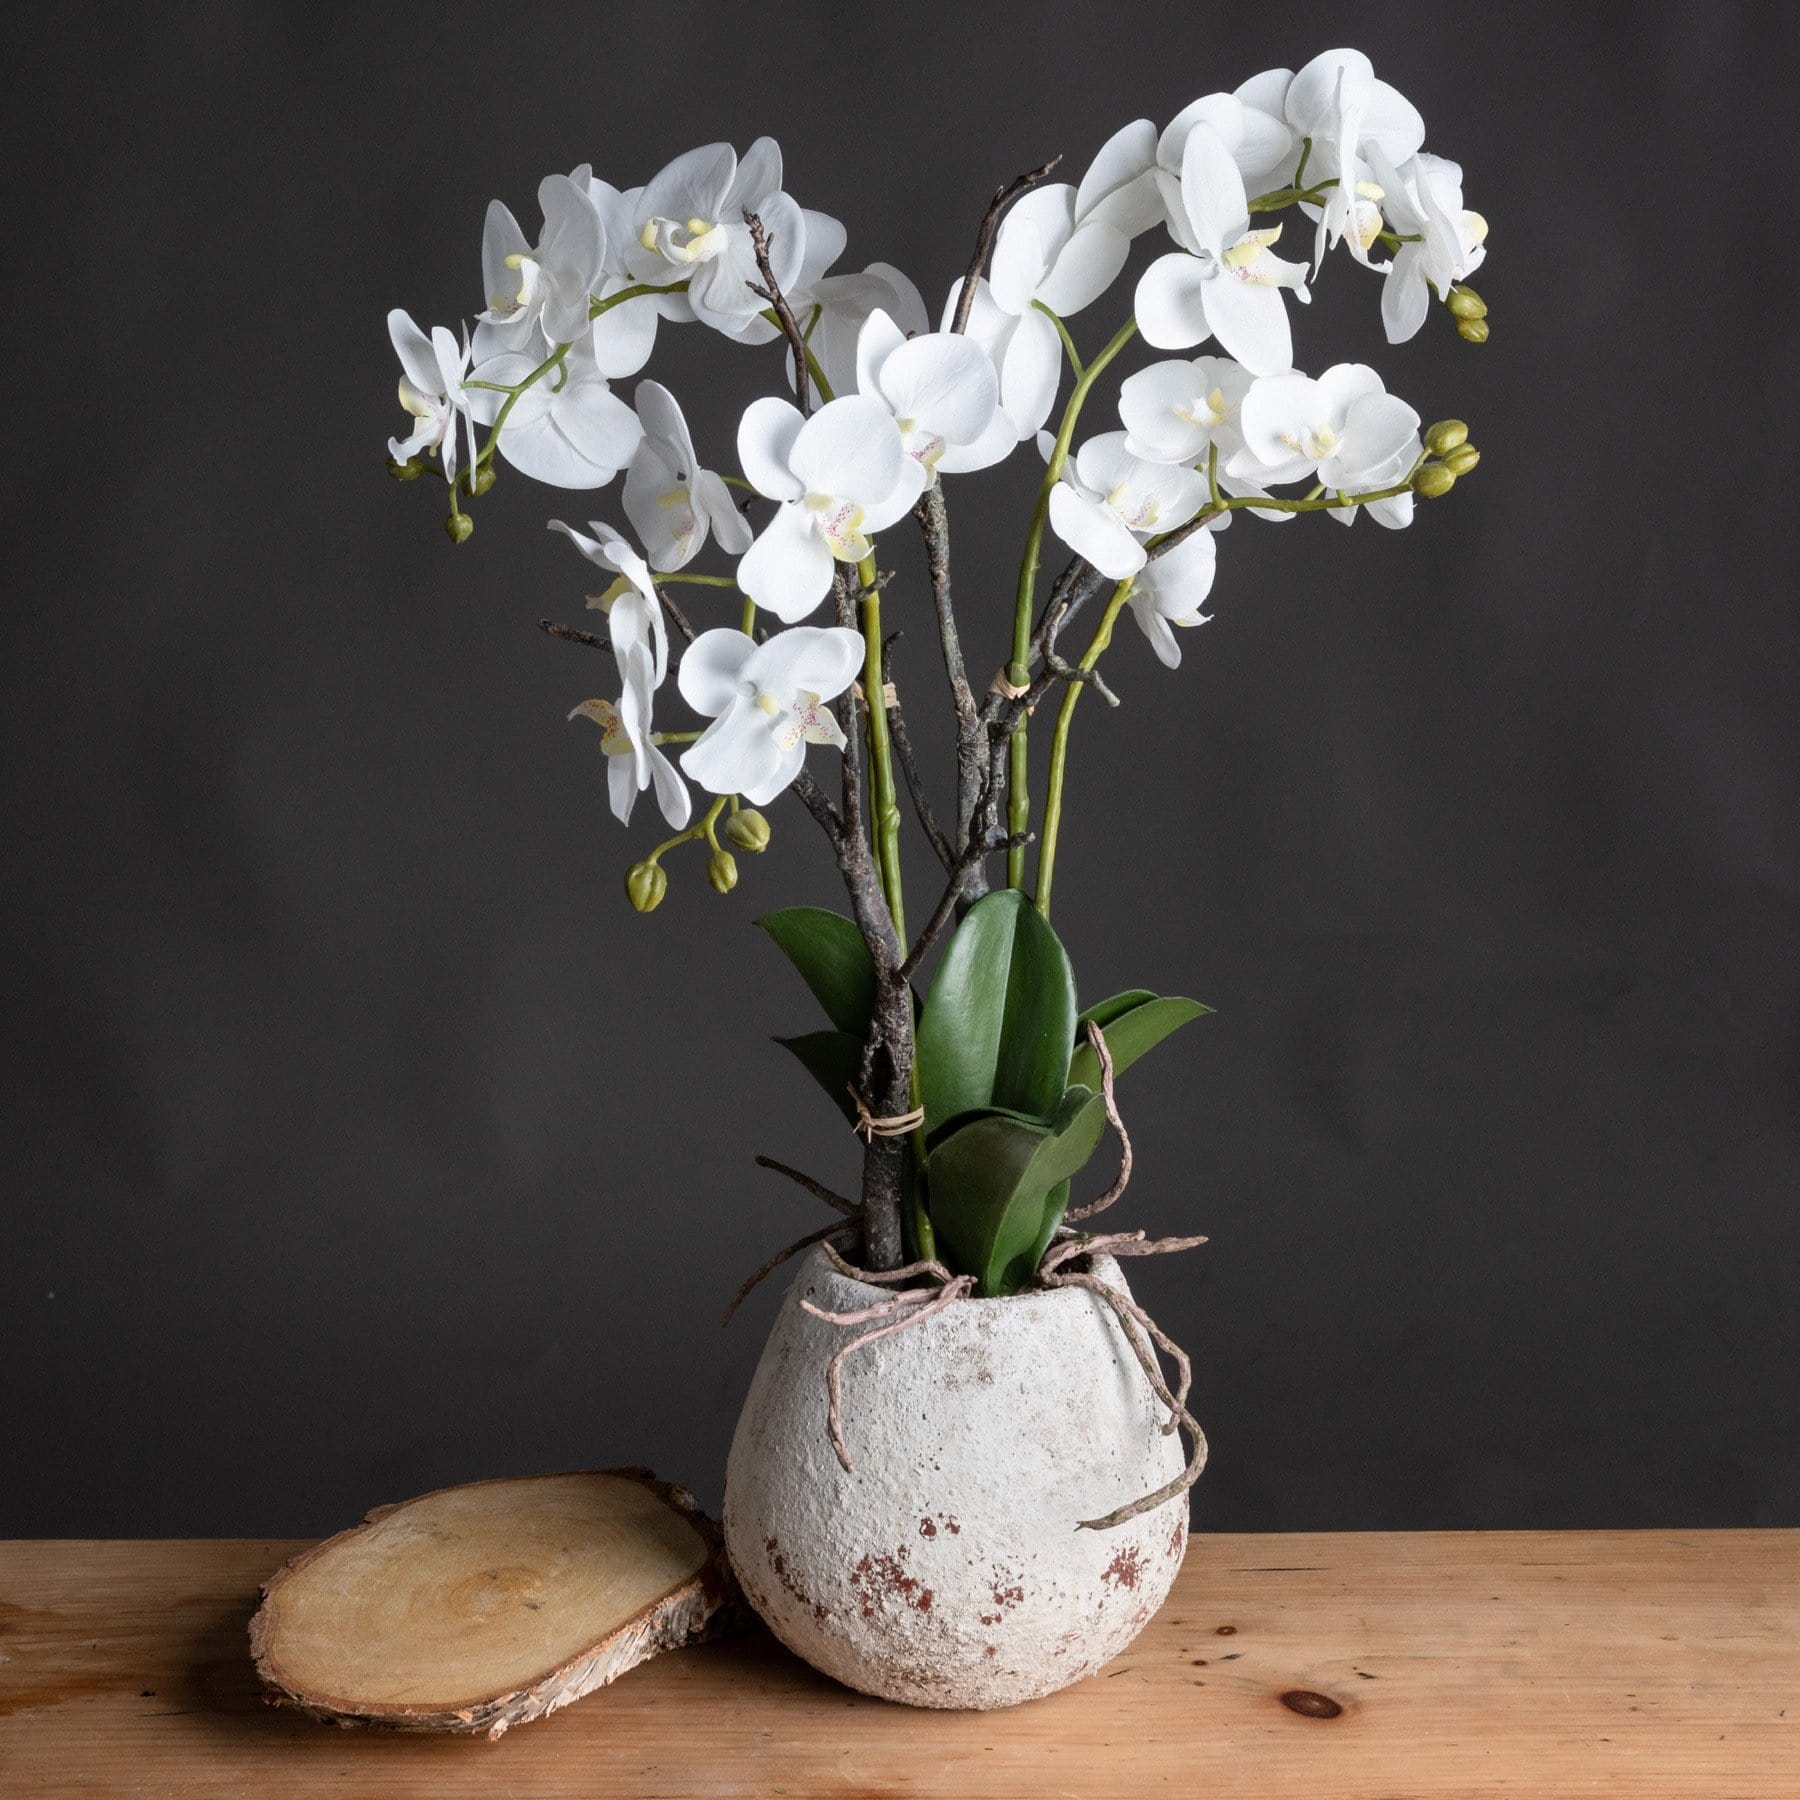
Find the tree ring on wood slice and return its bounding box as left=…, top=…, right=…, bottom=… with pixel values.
left=249, top=1469, right=744, bottom=1740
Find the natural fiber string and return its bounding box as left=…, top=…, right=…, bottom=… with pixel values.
left=848, top=1086, right=924, bottom=1141
left=987, top=667, right=1031, bottom=699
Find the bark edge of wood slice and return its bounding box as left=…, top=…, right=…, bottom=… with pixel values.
left=249, top=1468, right=745, bottom=1740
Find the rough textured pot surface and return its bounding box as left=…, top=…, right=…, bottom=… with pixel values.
left=724, top=1248, right=1194, bottom=1709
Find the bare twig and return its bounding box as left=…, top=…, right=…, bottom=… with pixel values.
left=950, top=153, right=1064, bottom=335
left=538, top=619, right=610, bottom=651
left=754, top=1154, right=857, bottom=1217
left=883, top=646, right=956, bottom=873
left=720, top=1221, right=856, bottom=1327
left=743, top=208, right=812, bottom=413
left=651, top=585, right=698, bottom=645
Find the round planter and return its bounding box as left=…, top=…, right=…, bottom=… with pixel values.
left=723, top=1246, right=1196, bottom=1709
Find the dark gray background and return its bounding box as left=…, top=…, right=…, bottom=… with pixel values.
left=5, top=2, right=1795, bottom=1537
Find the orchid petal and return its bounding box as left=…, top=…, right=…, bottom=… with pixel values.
left=1048, top=484, right=1147, bottom=580
left=1133, top=253, right=1214, bottom=350
left=737, top=501, right=834, bottom=622
left=737, top=396, right=807, bottom=501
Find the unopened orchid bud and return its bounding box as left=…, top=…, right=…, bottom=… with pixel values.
left=444, top=512, right=475, bottom=544
left=460, top=464, right=497, bottom=498
left=1442, top=444, right=1481, bottom=476
left=1455, top=316, right=1490, bottom=344
left=387, top=455, right=423, bottom=481
left=1413, top=464, right=1457, bottom=499
left=1424, top=420, right=1469, bottom=455
left=626, top=860, right=667, bottom=913
left=1447, top=285, right=1488, bottom=320
left=707, top=849, right=739, bottom=895
left=723, top=809, right=771, bottom=853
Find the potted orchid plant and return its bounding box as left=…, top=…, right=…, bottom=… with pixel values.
left=385, top=46, right=1488, bottom=1708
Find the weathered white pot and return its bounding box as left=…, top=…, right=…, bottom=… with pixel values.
left=724, top=1247, right=1198, bottom=1709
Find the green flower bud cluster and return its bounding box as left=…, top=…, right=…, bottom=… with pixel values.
left=1447, top=285, right=1489, bottom=343
left=1413, top=420, right=1484, bottom=499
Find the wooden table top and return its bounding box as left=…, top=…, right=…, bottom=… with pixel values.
left=1, top=1530, right=1794, bottom=1796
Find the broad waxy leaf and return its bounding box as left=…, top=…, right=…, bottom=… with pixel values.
left=927, top=1085, right=1106, bottom=1296
left=1068, top=994, right=1211, bottom=1093
left=916, top=890, right=1077, bottom=1138
left=772, top=1030, right=862, bottom=1125
left=1077, top=989, right=1158, bottom=1032
left=756, top=907, right=877, bottom=1036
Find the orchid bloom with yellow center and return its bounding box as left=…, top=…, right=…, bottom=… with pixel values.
left=733, top=395, right=921, bottom=622
left=1135, top=123, right=1310, bottom=374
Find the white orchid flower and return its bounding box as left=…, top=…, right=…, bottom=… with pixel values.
left=568, top=167, right=685, bottom=374
left=1365, top=147, right=1488, bottom=343
left=1284, top=49, right=1425, bottom=269
left=468, top=325, right=643, bottom=490
left=734, top=395, right=921, bottom=622
left=568, top=640, right=690, bottom=828
left=1045, top=430, right=1208, bottom=580
left=478, top=176, right=606, bottom=347
left=630, top=140, right=806, bottom=339
left=1118, top=354, right=1253, bottom=466
left=678, top=626, right=866, bottom=804
left=546, top=518, right=670, bottom=685
left=387, top=310, right=473, bottom=483
left=1155, top=72, right=1297, bottom=200
left=855, top=308, right=1006, bottom=476
left=1230, top=364, right=1421, bottom=527
left=944, top=180, right=1132, bottom=441
left=622, top=382, right=754, bottom=572
left=1134, top=124, right=1311, bottom=374
left=1128, top=526, right=1219, bottom=667
left=795, top=261, right=926, bottom=401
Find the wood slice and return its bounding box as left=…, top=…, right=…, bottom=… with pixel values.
left=249, top=1469, right=743, bottom=1739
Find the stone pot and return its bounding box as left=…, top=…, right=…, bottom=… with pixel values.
left=723, top=1246, right=1198, bottom=1709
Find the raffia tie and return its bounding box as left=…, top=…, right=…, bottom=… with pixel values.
left=848, top=1086, right=924, bottom=1142
left=987, top=666, right=1031, bottom=699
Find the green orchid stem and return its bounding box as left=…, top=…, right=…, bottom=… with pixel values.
left=856, top=552, right=906, bottom=942
left=657, top=572, right=739, bottom=587
left=648, top=794, right=728, bottom=865
left=471, top=281, right=688, bottom=475
left=1034, top=300, right=1084, bottom=378
left=1007, top=314, right=1139, bottom=889
left=1035, top=577, right=1135, bottom=920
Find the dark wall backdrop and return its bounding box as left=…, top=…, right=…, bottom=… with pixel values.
left=5, top=2, right=1795, bottom=1537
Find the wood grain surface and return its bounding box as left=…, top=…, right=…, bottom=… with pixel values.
left=1, top=1530, right=1794, bottom=1796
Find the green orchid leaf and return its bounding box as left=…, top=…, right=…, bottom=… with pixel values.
left=927, top=1085, right=1106, bottom=1296
left=756, top=907, right=878, bottom=1036
left=916, top=889, right=1077, bottom=1138
left=1068, top=994, right=1211, bottom=1094
left=1077, top=989, right=1158, bottom=1032
left=772, top=1030, right=863, bottom=1125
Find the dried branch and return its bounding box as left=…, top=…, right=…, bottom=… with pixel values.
left=882, top=646, right=956, bottom=874
left=538, top=619, right=610, bottom=651
left=753, top=1154, right=857, bottom=1217
left=950, top=153, right=1064, bottom=335
left=651, top=585, right=698, bottom=645
left=743, top=208, right=811, bottom=413
left=720, top=1220, right=856, bottom=1327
